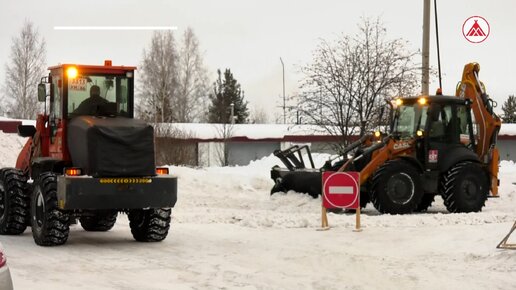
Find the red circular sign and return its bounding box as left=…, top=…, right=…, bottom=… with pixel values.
left=462, top=16, right=490, bottom=43
left=322, top=171, right=359, bottom=209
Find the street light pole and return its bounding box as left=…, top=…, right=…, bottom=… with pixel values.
left=230, top=103, right=235, bottom=124
left=280, top=57, right=286, bottom=124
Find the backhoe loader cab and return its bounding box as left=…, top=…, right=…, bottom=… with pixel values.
left=392, top=95, right=478, bottom=166
left=0, top=61, right=178, bottom=246
left=271, top=63, right=501, bottom=215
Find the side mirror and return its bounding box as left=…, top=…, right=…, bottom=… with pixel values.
left=18, top=125, right=37, bottom=138
left=38, top=83, right=46, bottom=102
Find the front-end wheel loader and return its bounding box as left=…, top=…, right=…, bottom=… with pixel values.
left=0, top=61, right=178, bottom=246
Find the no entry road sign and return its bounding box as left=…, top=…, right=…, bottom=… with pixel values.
left=322, top=171, right=360, bottom=209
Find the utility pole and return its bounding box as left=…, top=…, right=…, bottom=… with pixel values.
left=280, top=57, right=286, bottom=124
left=422, top=0, right=430, bottom=95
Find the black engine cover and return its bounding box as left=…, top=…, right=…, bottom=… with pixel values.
left=67, top=116, right=156, bottom=177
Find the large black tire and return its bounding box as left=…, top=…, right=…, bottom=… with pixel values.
left=0, top=168, right=29, bottom=235
left=80, top=211, right=118, bottom=231
left=415, top=194, right=435, bottom=212
left=360, top=179, right=372, bottom=209
left=128, top=208, right=171, bottom=242
left=441, top=162, right=489, bottom=213
left=31, top=172, right=70, bottom=246
left=371, top=160, right=424, bottom=214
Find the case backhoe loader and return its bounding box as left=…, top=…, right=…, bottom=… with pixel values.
left=271, top=63, right=501, bottom=214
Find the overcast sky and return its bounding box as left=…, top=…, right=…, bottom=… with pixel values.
left=0, top=0, right=514, bottom=121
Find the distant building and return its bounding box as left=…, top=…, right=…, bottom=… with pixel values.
left=155, top=123, right=516, bottom=166
left=2, top=120, right=515, bottom=166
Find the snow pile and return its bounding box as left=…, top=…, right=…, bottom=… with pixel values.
left=171, top=154, right=516, bottom=230
left=0, top=131, right=27, bottom=168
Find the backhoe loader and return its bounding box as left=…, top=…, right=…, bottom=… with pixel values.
left=271, top=63, right=501, bottom=214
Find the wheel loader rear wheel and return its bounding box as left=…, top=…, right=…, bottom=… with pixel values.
left=31, top=172, right=70, bottom=246
left=0, top=168, right=29, bottom=235
left=371, top=160, right=423, bottom=214
left=441, top=162, right=488, bottom=213
left=80, top=210, right=118, bottom=231
left=128, top=208, right=171, bottom=242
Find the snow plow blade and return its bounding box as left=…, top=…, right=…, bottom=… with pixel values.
left=270, top=135, right=371, bottom=199
left=269, top=145, right=322, bottom=197
left=270, top=166, right=322, bottom=198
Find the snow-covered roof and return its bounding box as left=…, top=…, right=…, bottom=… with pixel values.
left=500, top=123, right=516, bottom=136
left=0, top=116, right=36, bottom=126
left=2, top=116, right=516, bottom=139
left=155, top=123, right=332, bottom=140
left=156, top=122, right=516, bottom=140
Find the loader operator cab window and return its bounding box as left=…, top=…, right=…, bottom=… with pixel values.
left=51, top=76, right=62, bottom=119
left=427, top=103, right=466, bottom=144
left=393, top=102, right=427, bottom=139
left=67, top=74, right=131, bottom=118
left=457, top=105, right=475, bottom=147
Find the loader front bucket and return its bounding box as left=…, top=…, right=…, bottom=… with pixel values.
left=269, top=135, right=373, bottom=205
left=269, top=144, right=348, bottom=198
left=270, top=166, right=322, bottom=198
left=269, top=144, right=321, bottom=198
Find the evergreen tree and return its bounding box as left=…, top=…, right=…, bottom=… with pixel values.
left=208, top=69, right=249, bottom=123
left=502, top=95, right=516, bottom=123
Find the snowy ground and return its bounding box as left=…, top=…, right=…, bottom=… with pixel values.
left=0, top=131, right=515, bottom=290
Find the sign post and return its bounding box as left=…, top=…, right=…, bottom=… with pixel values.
left=319, top=205, right=329, bottom=230
left=320, top=171, right=361, bottom=231
left=353, top=206, right=362, bottom=232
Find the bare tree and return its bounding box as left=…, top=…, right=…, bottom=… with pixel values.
left=352, top=18, right=419, bottom=135
left=138, top=31, right=178, bottom=123
left=215, top=123, right=235, bottom=166
left=250, top=105, right=269, bottom=124
left=154, top=125, right=198, bottom=166
left=176, top=27, right=210, bottom=122
left=298, top=17, right=420, bottom=150
left=3, top=21, right=46, bottom=119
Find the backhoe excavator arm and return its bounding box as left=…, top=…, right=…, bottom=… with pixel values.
left=456, top=63, right=501, bottom=196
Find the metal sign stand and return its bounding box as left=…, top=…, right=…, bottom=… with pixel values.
left=497, top=221, right=516, bottom=249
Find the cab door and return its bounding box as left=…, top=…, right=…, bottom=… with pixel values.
left=424, top=103, right=475, bottom=170
left=424, top=103, right=457, bottom=169
left=48, top=74, right=65, bottom=159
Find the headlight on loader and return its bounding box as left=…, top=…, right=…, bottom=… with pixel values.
left=66, top=67, right=78, bottom=79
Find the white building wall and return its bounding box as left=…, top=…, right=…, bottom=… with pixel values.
left=198, top=142, right=225, bottom=167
